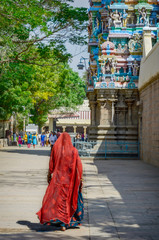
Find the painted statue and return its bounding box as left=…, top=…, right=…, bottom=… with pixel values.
left=138, top=7, right=148, bottom=26
left=111, top=10, right=122, bottom=27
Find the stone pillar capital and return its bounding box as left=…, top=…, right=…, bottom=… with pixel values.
left=62, top=126, right=66, bottom=132
left=73, top=126, right=77, bottom=134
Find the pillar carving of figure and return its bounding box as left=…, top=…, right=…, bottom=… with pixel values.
left=138, top=7, right=148, bottom=25
left=90, top=102, right=96, bottom=126
left=105, top=60, right=112, bottom=74
left=109, top=99, right=117, bottom=125
left=115, top=94, right=128, bottom=126
left=111, top=10, right=122, bottom=27
left=132, top=59, right=139, bottom=76
left=97, top=100, right=111, bottom=126
left=122, top=9, right=128, bottom=28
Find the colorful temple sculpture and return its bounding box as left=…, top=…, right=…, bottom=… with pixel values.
left=87, top=0, right=159, bottom=142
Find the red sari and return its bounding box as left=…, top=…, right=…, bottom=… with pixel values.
left=36, top=132, right=83, bottom=225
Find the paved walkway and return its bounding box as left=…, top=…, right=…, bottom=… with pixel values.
left=0, top=146, right=159, bottom=240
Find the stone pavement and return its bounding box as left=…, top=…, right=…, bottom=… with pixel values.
left=0, top=146, right=159, bottom=240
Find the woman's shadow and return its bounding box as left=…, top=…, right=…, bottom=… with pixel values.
left=17, top=220, right=60, bottom=232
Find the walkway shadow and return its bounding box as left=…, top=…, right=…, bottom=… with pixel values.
left=17, top=220, right=59, bottom=232
left=91, top=160, right=159, bottom=240
left=0, top=149, right=50, bottom=157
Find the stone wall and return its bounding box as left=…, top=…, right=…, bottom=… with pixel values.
left=139, top=79, right=159, bottom=166
left=139, top=42, right=159, bottom=166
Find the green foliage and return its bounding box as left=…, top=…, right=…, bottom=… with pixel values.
left=0, top=0, right=88, bottom=65
left=0, top=63, right=33, bottom=120
left=30, top=63, right=86, bottom=127
left=0, top=0, right=88, bottom=126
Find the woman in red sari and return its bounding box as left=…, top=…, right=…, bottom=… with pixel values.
left=36, top=132, right=84, bottom=231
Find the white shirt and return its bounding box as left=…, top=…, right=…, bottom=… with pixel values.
left=49, top=135, right=57, bottom=145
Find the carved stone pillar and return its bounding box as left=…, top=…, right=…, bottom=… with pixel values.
left=127, top=101, right=133, bottom=125
left=83, top=126, right=87, bottom=137
left=62, top=126, right=66, bottom=132
left=90, top=102, right=96, bottom=126
left=104, top=101, right=112, bottom=125
left=110, top=100, right=115, bottom=125
left=115, top=94, right=128, bottom=126
left=97, top=101, right=103, bottom=125
left=97, top=99, right=113, bottom=126
left=143, top=27, right=152, bottom=58
left=73, top=126, right=77, bottom=134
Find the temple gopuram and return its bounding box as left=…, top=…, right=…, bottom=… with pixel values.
left=87, top=0, right=159, bottom=142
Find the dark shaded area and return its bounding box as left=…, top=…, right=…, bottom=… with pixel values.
left=0, top=148, right=50, bottom=157
left=17, top=220, right=59, bottom=232
left=88, top=160, right=159, bottom=240
left=0, top=232, right=90, bottom=240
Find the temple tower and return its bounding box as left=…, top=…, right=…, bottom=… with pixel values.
left=87, top=0, right=159, bottom=143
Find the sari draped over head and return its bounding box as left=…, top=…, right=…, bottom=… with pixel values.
left=36, top=132, right=83, bottom=225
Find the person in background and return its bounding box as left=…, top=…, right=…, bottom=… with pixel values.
left=56, top=129, right=61, bottom=139
left=85, top=133, right=88, bottom=142
left=27, top=132, right=32, bottom=148
left=11, top=134, right=13, bottom=143
left=49, top=131, right=57, bottom=151
left=32, top=133, right=37, bottom=149
left=44, top=133, right=47, bottom=146
left=16, top=133, right=18, bottom=143
left=18, top=135, right=22, bottom=147
left=30, top=132, right=32, bottom=142
left=45, top=131, right=49, bottom=147
left=38, top=133, right=41, bottom=144
left=49, top=131, right=53, bottom=147
left=36, top=132, right=84, bottom=231
left=24, top=133, right=28, bottom=145
left=81, top=133, right=84, bottom=141
left=41, top=132, right=45, bottom=147
left=13, top=132, right=17, bottom=143
left=76, top=133, right=80, bottom=141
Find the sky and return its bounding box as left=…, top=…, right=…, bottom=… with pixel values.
left=67, top=0, right=89, bottom=77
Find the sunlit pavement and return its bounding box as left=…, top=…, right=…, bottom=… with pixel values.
left=0, top=146, right=159, bottom=240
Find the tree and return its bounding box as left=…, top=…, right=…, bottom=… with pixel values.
left=0, top=0, right=88, bottom=126
left=0, top=62, right=34, bottom=120
left=0, top=0, right=88, bottom=66
left=30, top=63, right=86, bottom=128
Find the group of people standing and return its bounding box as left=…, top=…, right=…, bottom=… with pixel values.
left=39, top=129, right=61, bottom=149
left=25, top=133, right=37, bottom=148
left=16, top=129, right=61, bottom=149
left=76, top=133, right=88, bottom=142
left=15, top=132, right=37, bottom=148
